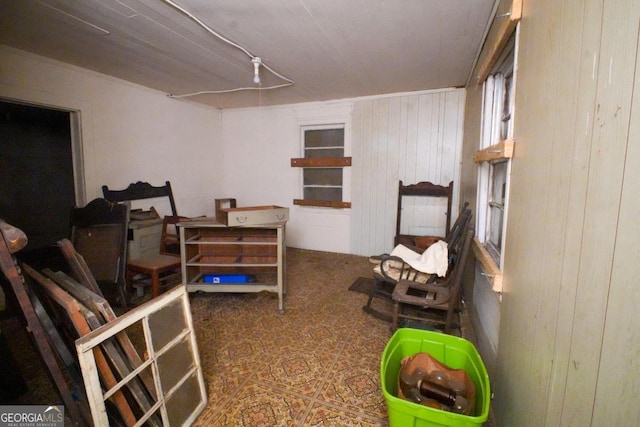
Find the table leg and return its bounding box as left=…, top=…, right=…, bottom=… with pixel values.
left=151, top=271, right=160, bottom=298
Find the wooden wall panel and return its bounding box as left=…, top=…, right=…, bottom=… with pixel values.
left=350, top=89, right=465, bottom=256
left=471, top=265, right=501, bottom=375
left=573, top=0, right=640, bottom=424
left=492, top=4, right=551, bottom=417
left=459, top=79, right=482, bottom=214
left=492, top=0, right=605, bottom=424
left=462, top=0, right=640, bottom=425
left=535, top=1, right=603, bottom=424
left=594, top=18, right=640, bottom=424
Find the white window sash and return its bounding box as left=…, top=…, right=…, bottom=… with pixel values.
left=298, top=122, right=349, bottom=204
left=476, top=30, right=518, bottom=266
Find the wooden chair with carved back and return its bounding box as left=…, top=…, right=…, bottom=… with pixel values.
left=125, top=215, right=185, bottom=301
left=395, top=180, right=454, bottom=250
left=391, top=222, right=475, bottom=334
left=363, top=203, right=471, bottom=323
left=102, top=181, right=184, bottom=301
left=102, top=181, right=177, bottom=216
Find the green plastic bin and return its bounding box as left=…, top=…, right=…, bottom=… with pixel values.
left=381, top=328, right=490, bottom=427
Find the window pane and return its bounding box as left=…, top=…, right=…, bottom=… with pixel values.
left=149, top=299, right=186, bottom=350
left=166, top=372, right=202, bottom=426
left=487, top=161, right=508, bottom=263
left=488, top=205, right=504, bottom=253
left=490, top=74, right=504, bottom=145
left=305, top=147, right=344, bottom=158
left=304, top=128, right=344, bottom=148
left=490, top=161, right=508, bottom=205
left=500, top=72, right=514, bottom=140
left=304, top=187, right=342, bottom=202
left=300, top=125, right=346, bottom=205
left=303, top=168, right=342, bottom=186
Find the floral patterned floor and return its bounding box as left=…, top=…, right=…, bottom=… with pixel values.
left=2, top=247, right=487, bottom=426
left=190, top=248, right=392, bottom=426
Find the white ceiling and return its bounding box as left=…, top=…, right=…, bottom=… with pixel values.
left=0, top=0, right=497, bottom=109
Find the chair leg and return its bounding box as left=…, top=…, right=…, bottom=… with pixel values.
left=362, top=279, right=394, bottom=323
left=151, top=271, right=161, bottom=298
left=118, top=284, right=128, bottom=310
left=444, top=307, right=458, bottom=334
left=391, top=300, right=400, bottom=332
left=125, top=267, right=134, bottom=293
left=364, top=282, right=377, bottom=309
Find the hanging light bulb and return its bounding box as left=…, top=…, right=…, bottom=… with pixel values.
left=251, top=57, right=262, bottom=84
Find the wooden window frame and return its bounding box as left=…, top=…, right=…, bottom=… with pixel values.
left=471, top=0, right=522, bottom=86
left=292, top=124, right=352, bottom=209
left=76, top=286, right=207, bottom=426
left=472, top=236, right=503, bottom=292
left=471, top=0, right=522, bottom=293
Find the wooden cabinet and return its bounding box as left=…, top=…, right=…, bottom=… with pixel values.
left=178, top=220, right=286, bottom=313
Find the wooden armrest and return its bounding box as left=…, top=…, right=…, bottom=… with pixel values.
left=378, top=255, right=417, bottom=282
left=393, top=279, right=452, bottom=306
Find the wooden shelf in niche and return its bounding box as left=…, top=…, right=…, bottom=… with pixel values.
left=291, top=157, right=352, bottom=209
left=290, top=157, right=351, bottom=167
left=293, top=199, right=351, bottom=209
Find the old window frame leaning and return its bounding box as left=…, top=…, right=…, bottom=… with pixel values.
left=75, top=285, right=207, bottom=426
left=291, top=123, right=352, bottom=209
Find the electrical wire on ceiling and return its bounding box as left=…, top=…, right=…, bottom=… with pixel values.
left=161, top=0, right=295, bottom=98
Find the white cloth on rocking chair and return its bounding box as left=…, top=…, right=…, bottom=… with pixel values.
left=390, top=240, right=449, bottom=277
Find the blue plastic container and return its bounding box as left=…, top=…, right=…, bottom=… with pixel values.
left=203, top=274, right=256, bottom=284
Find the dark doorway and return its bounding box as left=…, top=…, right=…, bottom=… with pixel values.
left=0, top=100, right=76, bottom=258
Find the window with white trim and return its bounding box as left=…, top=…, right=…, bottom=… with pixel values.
left=291, top=123, right=351, bottom=209
left=477, top=35, right=516, bottom=267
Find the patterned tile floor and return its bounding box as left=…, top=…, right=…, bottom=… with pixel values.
left=1, top=247, right=491, bottom=426
left=190, top=248, right=392, bottom=426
